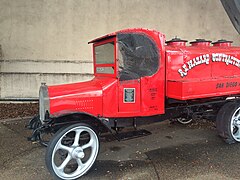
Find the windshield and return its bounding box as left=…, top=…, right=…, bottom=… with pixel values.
left=95, top=42, right=115, bottom=74
left=117, top=33, right=159, bottom=81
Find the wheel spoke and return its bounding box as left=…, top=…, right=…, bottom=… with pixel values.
left=57, top=143, right=72, bottom=152
left=57, top=154, right=72, bottom=171
left=81, top=140, right=93, bottom=150
left=72, top=130, right=82, bottom=147
left=236, top=114, right=240, bottom=119
left=76, top=158, right=84, bottom=168
left=236, top=124, right=240, bottom=129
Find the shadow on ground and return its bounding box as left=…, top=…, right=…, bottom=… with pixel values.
left=1, top=118, right=240, bottom=180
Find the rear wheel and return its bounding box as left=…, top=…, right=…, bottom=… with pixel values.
left=216, top=102, right=240, bottom=144
left=176, top=117, right=193, bottom=125
left=45, top=123, right=99, bottom=180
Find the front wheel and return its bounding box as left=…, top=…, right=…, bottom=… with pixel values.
left=216, top=102, right=240, bottom=144
left=45, top=123, right=99, bottom=180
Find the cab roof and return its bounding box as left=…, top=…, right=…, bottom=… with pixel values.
left=88, top=28, right=160, bottom=44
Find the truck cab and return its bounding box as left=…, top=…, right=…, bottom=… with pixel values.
left=43, top=29, right=166, bottom=122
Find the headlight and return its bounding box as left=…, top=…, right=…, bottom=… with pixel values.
left=39, top=83, right=50, bottom=123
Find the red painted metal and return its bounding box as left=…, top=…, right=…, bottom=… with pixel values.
left=212, top=39, right=233, bottom=47
left=190, top=39, right=212, bottom=47
left=46, top=28, right=240, bottom=120
left=166, top=43, right=240, bottom=100
left=118, top=80, right=141, bottom=113
left=166, top=37, right=187, bottom=46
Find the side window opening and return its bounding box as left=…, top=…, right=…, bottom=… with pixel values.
left=94, top=42, right=115, bottom=74
left=117, top=33, right=159, bottom=81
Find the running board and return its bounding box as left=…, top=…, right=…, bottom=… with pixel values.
left=116, top=129, right=152, bottom=141
left=101, top=129, right=152, bottom=141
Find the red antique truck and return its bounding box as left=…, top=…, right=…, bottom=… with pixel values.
left=27, top=28, right=240, bottom=179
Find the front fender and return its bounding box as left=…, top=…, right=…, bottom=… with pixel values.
left=50, top=110, right=99, bottom=120
left=48, top=111, right=114, bottom=136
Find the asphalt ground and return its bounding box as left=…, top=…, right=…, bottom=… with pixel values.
left=0, top=118, right=240, bottom=180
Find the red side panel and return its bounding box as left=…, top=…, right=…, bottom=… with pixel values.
left=140, top=74, right=165, bottom=115
left=102, top=79, right=118, bottom=117
left=49, top=93, right=103, bottom=117
left=166, top=47, right=212, bottom=81
left=118, top=80, right=141, bottom=113
left=167, top=78, right=240, bottom=100
left=166, top=46, right=240, bottom=100
left=138, top=30, right=165, bottom=116
left=211, top=48, right=240, bottom=78
left=48, top=77, right=105, bottom=117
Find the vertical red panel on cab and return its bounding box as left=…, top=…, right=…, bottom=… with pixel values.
left=118, top=80, right=141, bottom=112
left=140, top=31, right=166, bottom=116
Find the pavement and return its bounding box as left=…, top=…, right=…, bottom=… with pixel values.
left=0, top=118, right=240, bottom=180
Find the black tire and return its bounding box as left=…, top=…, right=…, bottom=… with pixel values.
left=45, top=123, right=99, bottom=180
left=216, top=101, right=240, bottom=144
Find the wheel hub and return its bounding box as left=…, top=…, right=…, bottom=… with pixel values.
left=72, top=147, right=85, bottom=159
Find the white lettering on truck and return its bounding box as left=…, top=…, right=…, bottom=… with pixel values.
left=178, top=53, right=240, bottom=77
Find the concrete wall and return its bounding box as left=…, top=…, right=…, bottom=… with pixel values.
left=0, top=60, right=93, bottom=99
left=0, top=0, right=239, bottom=99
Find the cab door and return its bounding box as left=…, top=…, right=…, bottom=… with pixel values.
left=116, top=32, right=160, bottom=114
left=118, top=79, right=140, bottom=113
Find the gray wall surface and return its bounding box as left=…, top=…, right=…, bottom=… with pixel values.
left=0, top=0, right=239, bottom=99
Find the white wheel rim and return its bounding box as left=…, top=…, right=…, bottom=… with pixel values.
left=231, top=107, right=240, bottom=142
left=51, top=126, right=99, bottom=180
left=177, top=118, right=193, bottom=125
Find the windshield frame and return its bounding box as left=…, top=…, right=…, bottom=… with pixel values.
left=93, top=37, right=116, bottom=77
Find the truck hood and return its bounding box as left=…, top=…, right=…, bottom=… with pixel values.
left=48, top=77, right=104, bottom=99
left=47, top=77, right=117, bottom=117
